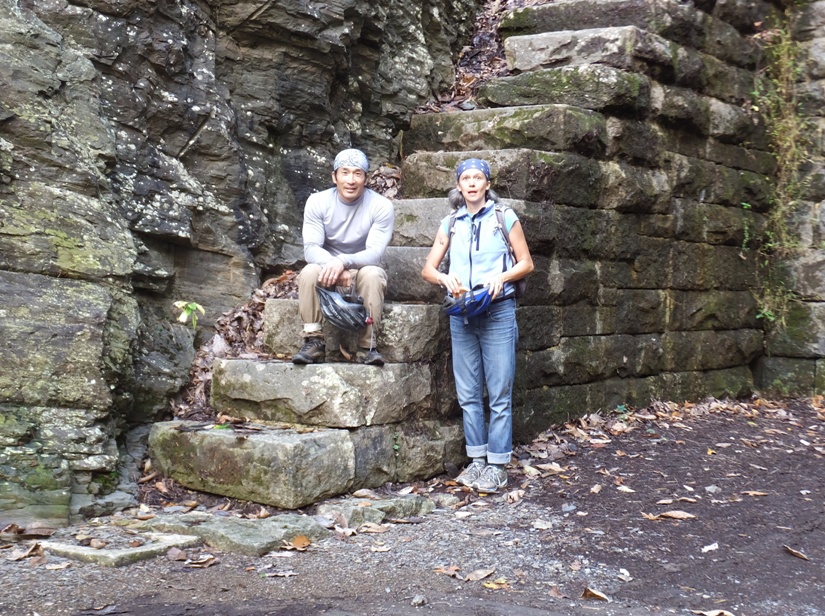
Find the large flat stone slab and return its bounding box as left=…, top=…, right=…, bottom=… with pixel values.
left=40, top=532, right=200, bottom=567
left=499, top=0, right=761, bottom=69
left=505, top=27, right=753, bottom=104
left=477, top=65, right=652, bottom=115
left=211, top=359, right=436, bottom=427
left=406, top=105, right=608, bottom=157
left=402, top=149, right=671, bottom=213
left=149, top=422, right=355, bottom=509
left=262, top=300, right=449, bottom=363
left=135, top=511, right=331, bottom=556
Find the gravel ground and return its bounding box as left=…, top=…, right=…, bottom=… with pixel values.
left=2, top=397, right=824, bottom=616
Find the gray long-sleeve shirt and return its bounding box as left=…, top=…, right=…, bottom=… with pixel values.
left=302, top=187, right=395, bottom=269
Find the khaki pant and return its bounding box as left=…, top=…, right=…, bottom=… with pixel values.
left=297, top=263, right=387, bottom=349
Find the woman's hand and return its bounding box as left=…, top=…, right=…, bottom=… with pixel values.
left=485, top=274, right=505, bottom=299
left=437, top=272, right=469, bottom=297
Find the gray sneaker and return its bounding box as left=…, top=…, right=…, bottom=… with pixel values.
left=472, top=465, right=508, bottom=493
left=455, top=461, right=486, bottom=487
left=292, top=337, right=325, bottom=364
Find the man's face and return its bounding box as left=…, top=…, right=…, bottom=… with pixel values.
left=332, top=166, right=367, bottom=203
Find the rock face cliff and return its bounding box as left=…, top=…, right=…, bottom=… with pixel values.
left=0, top=0, right=481, bottom=526
left=6, top=0, right=824, bottom=526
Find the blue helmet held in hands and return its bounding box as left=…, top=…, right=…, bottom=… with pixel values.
left=442, top=285, right=493, bottom=320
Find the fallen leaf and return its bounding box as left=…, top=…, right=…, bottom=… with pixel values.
left=75, top=534, right=93, bottom=546
left=28, top=555, right=48, bottom=567
left=465, top=567, right=495, bottom=581
left=784, top=545, right=809, bottom=560
left=22, top=523, right=56, bottom=537
left=659, top=510, right=696, bottom=520
left=590, top=484, right=603, bottom=494
left=282, top=535, right=311, bottom=551
left=690, top=610, right=736, bottom=616
left=358, top=522, right=390, bottom=533
left=184, top=554, right=218, bottom=568
left=396, top=486, right=415, bottom=495
left=351, top=489, right=382, bottom=499
left=434, top=565, right=461, bottom=577
left=535, top=462, right=565, bottom=473
left=370, top=544, right=391, bottom=552
left=644, top=510, right=696, bottom=521
left=616, top=485, right=635, bottom=493
left=548, top=586, right=568, bottom=598
left=483, top=577, right=511, bottom=590
left=7, top=542, right=40, bottom=561
left=45, top=562, right=72, bottom=570
left=581, top=587, right=610, bottom=601
left=522, top=465, right=541, bottom=478
left=167, top=547, right=188, bottom=561
left=90, top=539, right=108, bottom=549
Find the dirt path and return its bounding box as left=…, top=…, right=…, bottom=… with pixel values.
left=2, top=397, right=823, bottom=616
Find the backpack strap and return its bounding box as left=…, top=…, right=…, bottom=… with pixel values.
left=493, top=204, right=516, bottom=261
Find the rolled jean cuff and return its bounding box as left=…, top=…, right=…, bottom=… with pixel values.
left=487, top=451, right=511, bottom=465
left=466, top=444, right=487, bottom=459
left=303, top=323, right=323, bottom=334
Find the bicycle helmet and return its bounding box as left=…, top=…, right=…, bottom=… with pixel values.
left=442, top=285, right=493, bottom=320
left=316, top=287, right=368, bottom=332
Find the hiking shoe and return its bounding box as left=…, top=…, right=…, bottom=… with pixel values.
left=455, top=460, right=486, bottom=487
left=292, top=338, right=325, bottom=364
left=358, top=347, right=385, bottom=366
left=472, top=465, right=508, bottom=493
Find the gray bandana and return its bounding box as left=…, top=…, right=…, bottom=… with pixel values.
left=334, top=149, right=369, bottom=172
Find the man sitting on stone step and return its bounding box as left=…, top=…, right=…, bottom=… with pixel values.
left=292, top=148, right=395, bottom=366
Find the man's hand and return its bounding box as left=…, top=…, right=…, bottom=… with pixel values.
left=318, top=257, right=346, bottom=287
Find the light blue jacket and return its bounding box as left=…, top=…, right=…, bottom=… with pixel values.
left=441, top=200, right=519, bottom=297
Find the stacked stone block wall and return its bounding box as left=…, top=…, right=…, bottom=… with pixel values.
left=401, top=0, right=782, bottom=440
left=756, top=1, right=825, bottom=395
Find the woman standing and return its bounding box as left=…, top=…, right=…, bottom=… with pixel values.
left=421, top=159, right=534, bottom=492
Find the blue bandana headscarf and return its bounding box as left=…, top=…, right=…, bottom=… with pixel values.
left=334, top=149, right=369, bottom=173
left=455, top=158, right=491, bottom=181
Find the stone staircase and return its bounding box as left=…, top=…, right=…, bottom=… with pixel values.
left=149, top=0, right=773, bottom=508
left=149, top=198, right=469, bottom=509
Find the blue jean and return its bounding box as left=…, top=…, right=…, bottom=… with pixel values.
left=450, top=298, right=518, bottom=465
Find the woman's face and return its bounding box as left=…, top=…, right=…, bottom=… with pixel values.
left=457, top=169, right=489, bottom=207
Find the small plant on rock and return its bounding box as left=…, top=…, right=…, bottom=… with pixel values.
left=174, top=301, right=205, bottom=329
